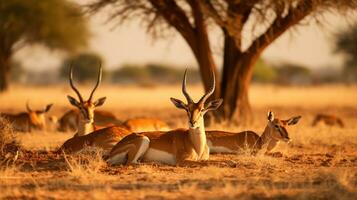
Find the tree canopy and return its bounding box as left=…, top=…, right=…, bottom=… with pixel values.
left=0, top=0, right=89, bottom=91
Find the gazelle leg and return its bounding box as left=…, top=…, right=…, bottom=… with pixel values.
left=107, top=135, right=150, bottom=165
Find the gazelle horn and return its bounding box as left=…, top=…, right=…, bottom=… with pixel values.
left=88, top=62, right=102, bottom=101
left=198, top=70, right=216, bottom=105
left=69, top=62, right=84, bottom=103
left=182, top=69, right=194, bottom=104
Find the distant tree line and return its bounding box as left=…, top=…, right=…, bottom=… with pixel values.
left=11, top=52, right=350, bottom=86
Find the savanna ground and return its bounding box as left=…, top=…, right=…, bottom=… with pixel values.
left=0, top=84, right=357, bottom=199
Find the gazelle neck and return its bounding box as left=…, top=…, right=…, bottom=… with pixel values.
left=260, top=125, right=277, bottom=145
left=77, top=115, right=94, bottom=136
left=188, top=117, right=206, bottom=157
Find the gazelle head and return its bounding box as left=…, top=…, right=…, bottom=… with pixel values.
left=26, top=101, right=53, bottom=130
left=266, top=111, right=301, bottom=142
left=170, top=69, right=223, bottom=129
left=67, top=63, right=106, bottom=124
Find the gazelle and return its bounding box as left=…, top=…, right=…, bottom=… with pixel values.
left=312, top=113, right=344, bottom=128
left=107, top=70, right=222, bottom=165
left=0, top=102, right=53, bottom=132
left=66, top=63, right=107, bottom=136
left=58, top=63, right=131, bottom=155
left=206, top=111, right=301, bottom=154
left=57, top=109, right=120, bottom=132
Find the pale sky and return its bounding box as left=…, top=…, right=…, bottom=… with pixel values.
left=14, top=11, right=356, bottom=72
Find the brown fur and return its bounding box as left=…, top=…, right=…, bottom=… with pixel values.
left=58, top=126, right=131, bottom=154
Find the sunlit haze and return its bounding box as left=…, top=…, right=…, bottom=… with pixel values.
left=14, top=12, right=356, bottom=72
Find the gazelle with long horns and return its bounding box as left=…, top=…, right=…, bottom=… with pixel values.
left=107, top=69, right=222, bottom=165
left=66, top=63, right=107, bottom=136
left=206, top=111, right=301, bottom=154
left=0, top=102, right=53, bottom=132
left=58, top=63, right=131, bottom=155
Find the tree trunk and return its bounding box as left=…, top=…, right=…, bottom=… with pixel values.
left=217, top=51, right=259, bottom=125
left=0, top=53, right=11, bottom=92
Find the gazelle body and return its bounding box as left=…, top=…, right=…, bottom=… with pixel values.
left=122, top=118, right=170, bottom=132
left=206, top=112, right=301, bottom=154
left=312, top=114, right=344, bottom=128
left=57, top=109, right=120, bottom=132
left=58, top=126, right=131, bottom=155
left=107, top=70, right=222, bottom=165
left=59, top=63, right=131, bottom=155
left=0, top=102, right=53, bottom=132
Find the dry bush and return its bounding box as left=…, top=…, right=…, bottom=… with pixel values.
left=63, top=148, right=109, bottom=183
left=0, top=117, right=15, bottom=153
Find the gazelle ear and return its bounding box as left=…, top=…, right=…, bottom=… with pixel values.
left=267, top=111, right=274, bottom=122
left=284, top=116, right=301, bottom=125
left=44, top=104, right=53, bottom=113
left=67, top=95, right=80, bottom=107
left=204, top=98, right=223, bottom=112
left=94, top=97, right=106, bottom=107
left=170, top=98, right=187, bottom=110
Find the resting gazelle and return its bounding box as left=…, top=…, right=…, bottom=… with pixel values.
left=206, top=111, right=301, bottom=154
left=59, top=64, right=169, bottom=134
left=0, top=102, right=53, bottom=132
left=58, top=63, right=131, bottom=155
left=107, top=70, right=222, bottom=165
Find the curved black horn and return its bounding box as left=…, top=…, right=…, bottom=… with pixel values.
left=69, top=62, right=84, bottom=103
left=26, top=101, right=32, bottom=112
left=88, top=62, right=102, bottom=101
left=198, top=70, right=216, bottom=105
left=182, top=69, right=193, bottom=103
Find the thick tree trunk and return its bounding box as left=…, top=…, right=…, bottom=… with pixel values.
left=0, top=53, right=11, bottom=92
left=217, top=51, right=259, bottom=125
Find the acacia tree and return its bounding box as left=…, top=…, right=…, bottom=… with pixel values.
left=88, top=0, right=357, bottom=124
left=0, top=0, right=89, bottom=91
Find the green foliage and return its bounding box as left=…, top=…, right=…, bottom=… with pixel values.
left=60, top=53, right=104, bottom=83
left=252, top=59, right=277, bottom=83
left=274, top=63, right=311, bottom=85
left=0, top=0, right=89, bottom=52
left=112, top=63, right=200, bottom=85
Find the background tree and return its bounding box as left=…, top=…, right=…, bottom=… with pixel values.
left=88, top=0, right=357, bottom=124
left=335, top=21, right=357, bottom=83
left=0, top=0, right=89, bottom=91
left=60, top=53, right=104, bottom=83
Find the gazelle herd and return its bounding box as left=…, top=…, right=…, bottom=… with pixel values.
left=2, top=62, right=346, bottom=166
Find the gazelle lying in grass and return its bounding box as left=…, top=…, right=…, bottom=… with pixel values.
left=58, top=63, right=131, bottom=155
left=57, top=109, right=120, bottom=132
left=56, top=64, right=169, bottom=133
left=0, top=102, right=53, bottom=132
left=312, top=113, right=344, bottom=128
left=107, top=70, right=222, bottom=165
left=206, top=111, right=301, bottom=154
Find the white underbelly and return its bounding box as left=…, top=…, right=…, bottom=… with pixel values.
left=207, top=140, right=234, bottom=153
left=143, top=148, right=176, bottom=165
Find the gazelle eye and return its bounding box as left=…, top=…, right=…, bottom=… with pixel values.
left=275, top=125, right=279, bottom=129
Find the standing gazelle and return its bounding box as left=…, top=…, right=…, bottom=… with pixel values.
left=107, top=70, right=222, bottom=165
left=1, top=102, right=53, bottom=132
left=67, top=63, right=107, bottom=136
left=206, top=111, right=301, bottom=154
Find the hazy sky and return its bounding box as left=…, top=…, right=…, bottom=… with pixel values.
left=15, top=11, right=356, bottom=72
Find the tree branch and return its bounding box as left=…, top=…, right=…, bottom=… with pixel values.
left=148, top=0, right=198, bottom=53
left=247, top=0, right=314, bottom=55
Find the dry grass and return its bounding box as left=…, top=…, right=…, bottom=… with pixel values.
left=0, top=84, right=357, bottom=199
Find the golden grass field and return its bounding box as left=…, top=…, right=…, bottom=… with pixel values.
left=0, top=84, right=357, bottom=199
